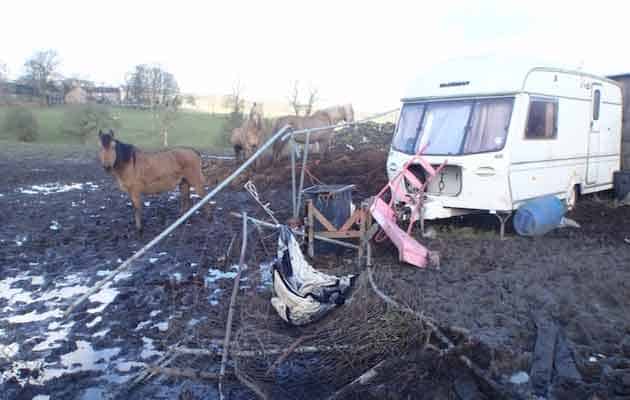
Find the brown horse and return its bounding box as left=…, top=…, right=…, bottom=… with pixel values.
left=312, top=103, right=355, bottom=125
left=230, top=103, right=266, bottom=166
left=98, top=130, right=209, bottom=232
left=271, top=104, right=354, bottom=163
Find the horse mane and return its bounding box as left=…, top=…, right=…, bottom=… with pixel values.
left=113, top=140, right=136, bottom=169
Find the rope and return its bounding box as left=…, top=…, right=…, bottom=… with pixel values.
left=244, top=180, right=279, bottom=225
left=299, top=165, right=325, bottom=185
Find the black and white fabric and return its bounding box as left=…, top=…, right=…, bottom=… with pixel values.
left=271, top=226, right=355, bottom=326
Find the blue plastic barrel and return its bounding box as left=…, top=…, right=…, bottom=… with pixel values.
left=513, top=195, right=567, bottom=236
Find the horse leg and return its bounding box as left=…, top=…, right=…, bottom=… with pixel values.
left=130, top=191, right=143, bottom=233
left=180, top=179, right=191, bottom=214
left=191, top=175, right=211, bottom=221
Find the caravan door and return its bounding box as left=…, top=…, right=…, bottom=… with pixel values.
left=586, top=83, right=602, bottom=184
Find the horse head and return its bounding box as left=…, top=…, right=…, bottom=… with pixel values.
left=98, top=129, right=116, bottom=172
left=343, top=104, right=355, bottom=123
left=249, top=102, right=264, bottom=130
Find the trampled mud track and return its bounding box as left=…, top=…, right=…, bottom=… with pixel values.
left=1, top=139, right=630, bottom=399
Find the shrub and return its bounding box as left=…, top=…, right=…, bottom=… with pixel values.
left=61, top=104, right=121, bottom=144
left=3, top=107, right=39, bottom=142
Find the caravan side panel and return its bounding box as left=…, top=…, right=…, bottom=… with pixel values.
left=509, top=92, right=590, bottom=203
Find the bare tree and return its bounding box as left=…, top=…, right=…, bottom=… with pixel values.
left=304, top=86, right=319, bottom=116
left=184, top=94, right=196, bottom=107
left=287, top=81, right=319, bottom=116
left=222, top=80, right=246, bottom=137
left=124, top=63, right=179, bottom=107
left=288, top=80, right=301, bottom=116
left=0, top=61, right=7, bottom=101
left=0, top=60, right=7, bottom=83
left=22, top=49, right=60, bottom=105
left=156, top=96, right=181, bottom=146
left=223, top=80, right=245, bottom=116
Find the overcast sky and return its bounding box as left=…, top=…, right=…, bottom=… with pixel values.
left=2, top=0, right=629, bottom=111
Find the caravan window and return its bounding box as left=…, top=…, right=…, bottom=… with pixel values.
left=392, top=103, right=424, bottom=153
left=525, top=97, right=558, bottom=139
left=415, top=101, right=472, bottom=155
left=593, top=89, right=601, bottom=121
left=462, top=99, right=513, bottom=153
left=392, top=98, right=514, bottom=155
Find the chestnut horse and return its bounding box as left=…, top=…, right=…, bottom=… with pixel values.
left=98, top=130, right=209, bottom=232
left=230, top=102, right=266, bottom=166
left=271, top=104, right=354, bottom=163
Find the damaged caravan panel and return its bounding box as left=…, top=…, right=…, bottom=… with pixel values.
left=387, top=57, right=623, bottom=220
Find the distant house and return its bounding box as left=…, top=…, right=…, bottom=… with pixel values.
left=65, top=86, right=88, bottom=104
left=89, top=86, right=122, bottom=104
left=63, top=85, right=122, bottom=105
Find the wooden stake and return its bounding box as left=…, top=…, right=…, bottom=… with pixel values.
left=219, top=212, right=248, bottom=400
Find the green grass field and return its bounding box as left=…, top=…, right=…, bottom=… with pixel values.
left=0, top=105, right=231, bottom=152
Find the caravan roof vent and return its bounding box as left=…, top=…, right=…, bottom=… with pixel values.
left=439, top=81, right=470, bottom=88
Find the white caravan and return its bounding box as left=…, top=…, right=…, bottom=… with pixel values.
left=386, top=57, right=623, bottom=222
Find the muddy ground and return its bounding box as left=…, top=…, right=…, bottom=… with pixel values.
left=1, top=131, right=630, bottom=399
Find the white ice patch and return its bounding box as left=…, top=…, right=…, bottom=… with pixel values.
left=32, top=396, right=50, bottom=400
left=7, top=308, right=62, bottom=324
left=86, top=316, right=102, bottom=328
left=134, top=321, right=152, bottom=331
left=16, top=182, right=100, bottom=196
left=0, top=343, right=20, bottom=359
left=42, top=340, right=121, bottom=381
left=206, top=266, right=239, bottom=284
left=49, top=220, right=61, bottom=231
left=115, top=360, right=145, bottom=373
left=92, top=329, right=110, bottom=339
left=87, top=285, right=119, bottom=314
left=149, top=258, right=158, bottom=264
left=32, top=321, right=75, bottom=352
left=14, top=235, right=27, bottom=246
left=30, top=276, right=45, bottom=286
left=509, top=371, right=530, bottom=385
left=149, top=310, right=161, bottom=318
left=40, top=285, right=90, bottom=302
left=154, top=321, right=168, bottom=332
left=140, top=337, right=161, bottom=360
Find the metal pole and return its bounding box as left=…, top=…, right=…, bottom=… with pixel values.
left=229, top=212, right=359, bottom=250
left=296, top=129, right=311, bottom=216
left=63, top=125, right=291, bottom=319
left=290, top=134, right=297, bottom=218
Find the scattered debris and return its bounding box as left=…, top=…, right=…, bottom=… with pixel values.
left=271, top=226, right=355, bottom=326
